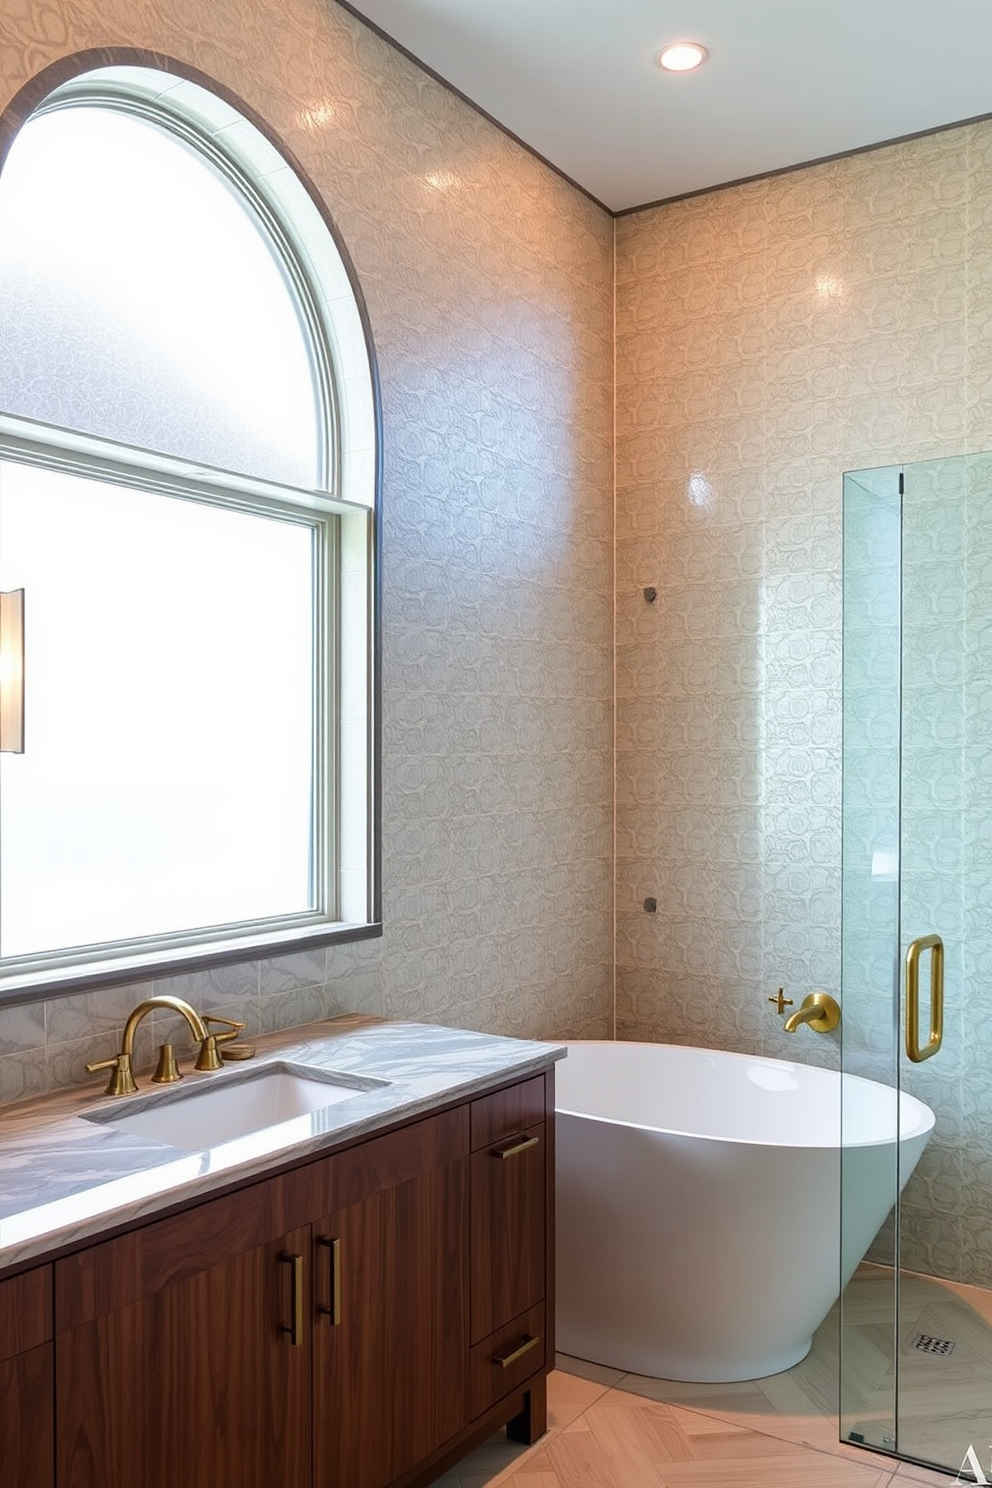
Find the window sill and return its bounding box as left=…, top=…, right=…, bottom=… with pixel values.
left=0, top=920, right=383, bottom=1009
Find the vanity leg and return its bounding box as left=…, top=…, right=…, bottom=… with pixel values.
left=506, top=1377, right=547, bottom=1445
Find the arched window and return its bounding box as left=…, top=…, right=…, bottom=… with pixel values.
left=0, top=63, right=380, bottom=999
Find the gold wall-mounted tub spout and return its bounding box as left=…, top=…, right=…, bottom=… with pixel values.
left=783, top=991, right=841, bottom=1034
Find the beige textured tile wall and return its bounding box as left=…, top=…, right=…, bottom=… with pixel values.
left=0, top=0, right=615, bottom=1104
left=615, top=124, right=992, bottom=1286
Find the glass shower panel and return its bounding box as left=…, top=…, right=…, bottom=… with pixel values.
left=896, top=452, right=986, bottom=1474
left=840, top=467, right=902, bottom=1456
left=841, top=450, right=992, bottom=1478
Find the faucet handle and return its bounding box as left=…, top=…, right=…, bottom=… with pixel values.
left=86, top=1052, right=138, bottom=1097
left=187, top=1013, right=244, bottom=1072
left=202, top=1014, right=247, bottom=1046
left=194, top=1033, right=224, bottom=1072
left=768, top=988, right=794, bottom=1016
left=202, top=1014, right=256, bottom=1063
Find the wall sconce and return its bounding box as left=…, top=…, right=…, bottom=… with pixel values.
left=0, top=588, right=25, bottom=753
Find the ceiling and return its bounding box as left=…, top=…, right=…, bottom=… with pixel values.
left=339, top=0, right=992, bottom=213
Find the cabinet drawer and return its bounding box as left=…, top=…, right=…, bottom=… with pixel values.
left=470, top=1076, right=546, bottom=1150
left=0, top=1266, right=52, bottom=1361
left=469, top=1303, right=545, bottom=1421
left=470, top=1121, right=545, bottom=1342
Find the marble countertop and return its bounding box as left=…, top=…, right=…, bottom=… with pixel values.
left=0, top=1015, right=566, bottom=1273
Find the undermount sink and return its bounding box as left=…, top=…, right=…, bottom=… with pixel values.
left=83, top=1063, right=390, bottom=1150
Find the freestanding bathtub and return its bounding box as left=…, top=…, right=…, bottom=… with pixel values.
left=556, top=1040, right=935, bottom=1383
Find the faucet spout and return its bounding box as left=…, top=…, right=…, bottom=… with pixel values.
left=783, top=1004, right=821, bottom=1033
left=783, top=991, right=841, bottom=1034
left=121, top=995, right=209, bottom=1060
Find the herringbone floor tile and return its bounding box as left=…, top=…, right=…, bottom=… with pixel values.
left=442, top=1262, right=992, bottom=1486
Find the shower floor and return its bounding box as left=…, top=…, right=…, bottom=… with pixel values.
left=434, top=1263, right=977, bottom=1486
left=843, top=1263, right=992, bottom=1474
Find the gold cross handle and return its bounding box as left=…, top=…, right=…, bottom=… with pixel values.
left=768, top=988, right=794, bottom=1016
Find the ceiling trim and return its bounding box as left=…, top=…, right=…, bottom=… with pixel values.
left=335, top=0, right=992, bottom=222
left=615, top=107, right=992, bottom=217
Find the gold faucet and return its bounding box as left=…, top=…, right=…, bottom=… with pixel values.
left=86, top=994, right=223, bottom=1096
left=783, top=991, right=841, bottom=1034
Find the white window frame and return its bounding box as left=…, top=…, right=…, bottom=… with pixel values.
left=0, top=65, right=381, bottom=1003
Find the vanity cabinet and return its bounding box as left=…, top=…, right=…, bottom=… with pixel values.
left=0, top=1265, right=54, bottom=1488
left=54, top=1183, right=312, bottom=1488
left=45, top=1067, right=554, bottom=1488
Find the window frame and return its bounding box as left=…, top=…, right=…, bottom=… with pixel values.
left=0, top=62, right=382, bottom=1007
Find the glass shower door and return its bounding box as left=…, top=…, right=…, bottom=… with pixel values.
left=840, top=464, right=902, bottom=1461
left=840, top=452, right=992, bottom=1479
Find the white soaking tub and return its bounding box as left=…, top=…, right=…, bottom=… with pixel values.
left=555, top=1040, right=934, bottom=1383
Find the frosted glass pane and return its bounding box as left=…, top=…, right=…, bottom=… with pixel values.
left=0, top=107, right=321, bottom=487
left=0, top=461, right=316, bottom=956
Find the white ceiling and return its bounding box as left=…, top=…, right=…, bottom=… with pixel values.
left=340, top=0, right=992, bottom=213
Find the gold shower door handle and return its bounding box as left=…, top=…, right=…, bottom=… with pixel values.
left=905, top=934, right=944, bottom=1063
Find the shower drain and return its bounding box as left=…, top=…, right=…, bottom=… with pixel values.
left=912, top=1333, right=956, bottom=1357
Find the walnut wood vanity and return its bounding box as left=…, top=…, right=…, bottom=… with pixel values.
left=0, top=1024, right=558, bottom=1488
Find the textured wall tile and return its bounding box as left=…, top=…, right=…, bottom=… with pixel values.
left=0, top=1000, right=45, bottom=1056
left=0, top=0, right=614, bottom=1105
left=0, top=1046, right=48, bottom=1105
left=44, top=981, right=155, bottom=1046
left=616, top=120, right=992, bottom=1287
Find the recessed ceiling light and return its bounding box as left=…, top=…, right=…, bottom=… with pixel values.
left=655, top=42, right=709, bottom=73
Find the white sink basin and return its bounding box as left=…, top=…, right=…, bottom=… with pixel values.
left=85, top=1064, right=388, bottom=1150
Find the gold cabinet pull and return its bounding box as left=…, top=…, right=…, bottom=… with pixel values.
left=316, top=1236, right=341, bottom=1325
left=493, top=1334, right=540, bottom=1369
left=906, top=933, right=944, bottom=1063
left=279, top=1252, right=305, bottom=1345
left=492, top=1134, right=540, bottom=1160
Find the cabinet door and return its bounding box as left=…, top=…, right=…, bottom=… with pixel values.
left=470, top=1121, right=545, bottom=1343
left=0, top=1267, right=53, bottom=1488
left=55, top=1185, right=310, bottom=1488
left=311, top=1142, right=468, bottom=1488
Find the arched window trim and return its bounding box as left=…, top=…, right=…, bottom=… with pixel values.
left=0, top=61, right=382, bottom=1006
left=34, top=77, right=340, bottom=494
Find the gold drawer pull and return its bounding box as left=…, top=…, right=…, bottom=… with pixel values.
left=493, top=1334, right=540, bottom=1369
left=493, top=1134, right=540, bottom=1160
left=279, top=1252, right=305, bottom=1346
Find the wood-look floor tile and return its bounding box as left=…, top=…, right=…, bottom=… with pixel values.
left=892, top=1460, right=964, bottom=1486
left=469, top=1259, right=992, bottom=1487
left=544, top=1416, right=630, bottom=1488
left=495, top=1395, right=897, bottom=1488
left=512, top=1447, right=554, bottom=1474
left=548, top=1367, right=619, bottom=1428
left=459, top=1369, right=616, bottom=1488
